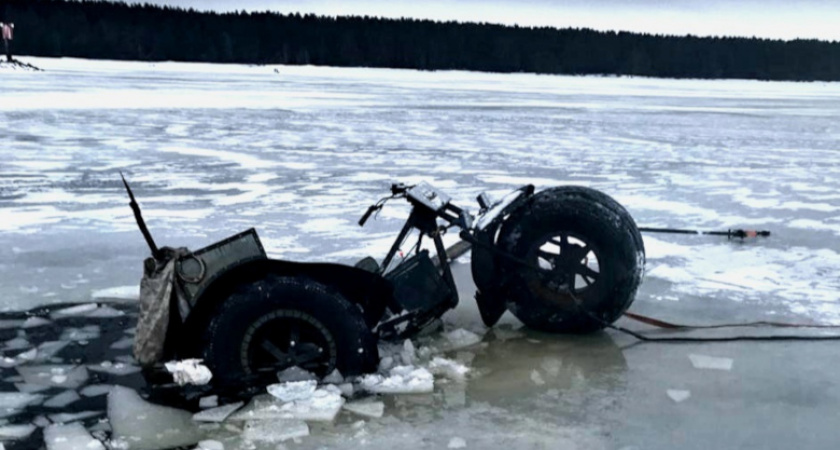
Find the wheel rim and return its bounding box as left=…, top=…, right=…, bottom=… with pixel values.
left=240, top=310, right=337, bottom=378
left=525, top=231, right=604, bottom=299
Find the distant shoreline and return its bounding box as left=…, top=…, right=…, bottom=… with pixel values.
left=3, top=0, right=840, bottom=82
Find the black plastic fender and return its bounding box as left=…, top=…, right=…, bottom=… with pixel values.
left=177, top=258, right=393, bottom=356
left=470, top=185, right=534, bottom=327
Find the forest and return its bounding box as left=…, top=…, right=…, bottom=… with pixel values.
left=2, top=0, right=840, bottom=81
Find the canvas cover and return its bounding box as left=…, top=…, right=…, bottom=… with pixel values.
left=134, top=247, right=191, bottom=366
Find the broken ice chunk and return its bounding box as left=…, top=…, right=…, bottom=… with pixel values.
left=48, top=411, right=104, bottom=424
left=22, top=317, right=52, bottom=329
left=277, top=387, right=345, bottom=422
left=50, top=304, right=98, bottom=320
left=267, top=381, right=317, bottom=403
left=90, top=286, right=138, bottom=301
left=322, top=369, right=344, bottom=385
left=108, top=386, right=203, bottom=450
left=192, top=402, right=244, bottom=423
left=164, top=359, right=212, bottom=385
left=275, top=366, right=316, bottom=383
left=59, top=325, right=101, bottom=342
left=88, top=361, right=141, bottom=377
left=43, top=390, right=81, bottom=408
left=0, top=424, right=36, bottom=440
left=242, top=419, right=308, bottom=442
left=198, top=396, right=219, bottom=409
left=688, top=354, right=733, bottom=371
left=359, top=366, right=434, bottom=394
left=667, top=389, right=691, bottom=403
left=0, top=320, right=23, bottom=330
left=14, top=349, right=38, bottom=363
left=337, top=383, right=354, bottom=397
left=443, top=329, right=483, bottom=350
left=448, top=437, right=467, bottom=448
left=428, top=357, right=470, bottom=382
left=196, top=440, right=225, bottom=450
left=85, top=306, right=125, bottom=318
left=342, top=400, right=385, bottom=419
left=4, top=337, right=30, bottom=351
left=33, top=415, right=52, bottom=427
left=530, top=370, right=545, bottom=386
left=0, top=393, right=43, bottom=418
left=17, top=366, right=89, bottom=389
left=109, top=338, right=134, bottom=351
left=14, top=383, right=50, bottom=394
left=43, top=423, right=105, bottom=450
left=80, top=385, right=113, bottom=397
left=34, top=342, right=70, bottom=362
left=400, top=340, right=417, bottom=365
left=0, top=357, right=18, bottom=369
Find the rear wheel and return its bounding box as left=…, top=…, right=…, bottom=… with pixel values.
left=498, top=186, right=644, bottom=333
left=200, top=276, right=378, bottom=388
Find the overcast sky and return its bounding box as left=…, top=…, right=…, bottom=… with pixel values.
left=140, top=0, right=840, bottom=41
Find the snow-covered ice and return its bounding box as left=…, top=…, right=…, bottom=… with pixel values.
left=2, top=56, right=840, bottom=448
left=428, top=357, right=470, bottom=382
left=360, top=366, right=435, bottom=394
left=164, top=359, right=213, bottom=386
left=266, top=380, right=317, bottom=403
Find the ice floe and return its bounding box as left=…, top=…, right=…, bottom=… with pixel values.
left=21, top=317, right=51, bottom=329
left=0, top=424, right=36, bottom=440
left=17, top=365, right=89, bottom=389
left=91, top=286, right=139, bottom=301
left=43, top=423, right=105, bottom=450
left=88, top=361, right=141, bottom=377
left=49, top=304, right=99, bottom=320
left=342, top=400, right=385, bottom=419
left=43, top=390, right=81, bottom=408
left=108, top=386, right=203, bottom=450
left=0, top=392, right=43, bottom=418
left=80, top=384, right=113, bottom=397
left=192, top=402, right=244, bottom=423
left=48, top=411, right=104, bottom=424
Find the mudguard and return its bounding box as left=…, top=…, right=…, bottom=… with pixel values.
left=177, top=258, right=394, bottom=355
left=470, top=185, right=534, bottom=327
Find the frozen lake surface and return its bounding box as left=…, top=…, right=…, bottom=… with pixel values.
left=1, top=57, right=840, bottom=449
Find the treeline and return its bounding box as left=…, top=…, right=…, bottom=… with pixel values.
left=3, top=0, right=840, bottom=80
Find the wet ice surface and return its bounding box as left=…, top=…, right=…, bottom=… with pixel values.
left=1, top=58, right=840, bottom=449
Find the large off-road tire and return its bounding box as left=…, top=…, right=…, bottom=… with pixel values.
left=200, top=275, right=378, bottom=387
left=498, top=186, right=645, bottom=333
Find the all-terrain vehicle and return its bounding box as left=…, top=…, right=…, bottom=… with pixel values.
left=124, top=179, right=645, bottom=392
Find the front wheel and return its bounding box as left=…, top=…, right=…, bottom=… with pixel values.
left=498, top=186, right=645, bottom=333
left=200, top=276, right=378, bottom=388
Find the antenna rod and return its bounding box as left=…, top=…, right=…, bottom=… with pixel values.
left=120, top=172, right=161, bottom=259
